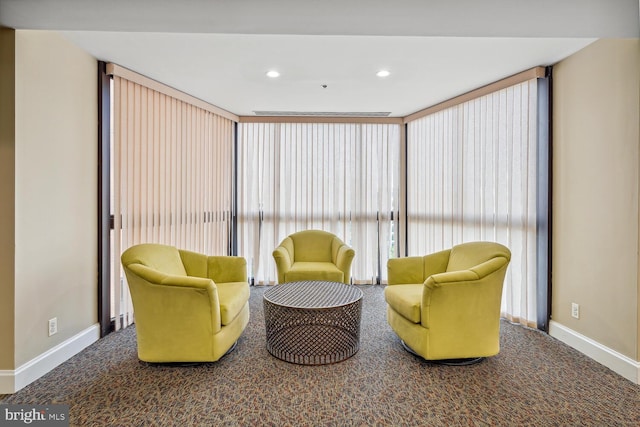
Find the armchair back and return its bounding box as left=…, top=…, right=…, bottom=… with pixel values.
left=289, top=230, right=337, bottom=262
left=446, top=241, right=511, bottom=272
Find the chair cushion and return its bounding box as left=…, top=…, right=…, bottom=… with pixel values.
left=216, top=281, right=250, bottom=325
left=285, top=262, right=344, bottom=283
left=384, top=284, right=423, bottom=324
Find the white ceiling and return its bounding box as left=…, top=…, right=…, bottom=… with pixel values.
left=1, top=0, right=638, bottom=117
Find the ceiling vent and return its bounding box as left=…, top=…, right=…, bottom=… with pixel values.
left=253, top=111, right=391, bottom=117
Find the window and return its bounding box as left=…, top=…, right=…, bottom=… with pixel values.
left=406, top=79, right=542, bottom=326
left=237, top=122, right=400, bottom=284
left=108, top=66, right=236, bottom=329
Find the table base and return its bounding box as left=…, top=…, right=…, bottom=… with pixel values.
left=264, top=293, right=362, bottom=365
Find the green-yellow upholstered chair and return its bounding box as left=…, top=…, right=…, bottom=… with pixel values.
left=384, top=241, right=511, bottom=364
left=272, top=230, right=355, bottom=284
left=121, top=243, right=250, bottom=363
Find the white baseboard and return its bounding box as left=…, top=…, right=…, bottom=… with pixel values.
left=549, top=320, right=640, bottom=384
left=0, top=324, right=100, bottom=394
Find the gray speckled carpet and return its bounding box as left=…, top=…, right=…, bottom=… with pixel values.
left=2, top=285, right=639, bottom=426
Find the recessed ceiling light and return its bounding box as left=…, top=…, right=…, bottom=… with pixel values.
left=266, top=70, right=280, bottom=78
left=376, top=70, right=390, bottom=77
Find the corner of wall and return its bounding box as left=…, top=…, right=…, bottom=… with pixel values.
left=0, top=27, right=16, bottom=372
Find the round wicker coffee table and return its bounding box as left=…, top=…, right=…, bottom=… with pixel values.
left=263, top=281, right=363, bottom=365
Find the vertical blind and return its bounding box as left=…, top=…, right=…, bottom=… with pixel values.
left=111, top=75, right=235, bottom=330
left=237, top=122, right=400, bottom=284
left=109, top=65, right=544, bottom=329
left=406, top=79, right=538, bottom=326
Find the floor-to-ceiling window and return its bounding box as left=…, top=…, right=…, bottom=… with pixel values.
left=236, top=121, right=401, bottom=284
left=405, top=76, right=546, bottom=327
left=101, top=65, right=549, bottom=333
left=107, top=64, right=237, bottom=330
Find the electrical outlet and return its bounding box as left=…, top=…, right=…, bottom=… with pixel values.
left=571, top=303, right=580, bottom=319
left=48, top=317, right=58, bottom=336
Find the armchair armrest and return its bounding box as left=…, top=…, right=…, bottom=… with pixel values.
left=207, top=256, right=247, bottom=283
left=387, top=256, right=424, bottom=285
left=335, top=244, right=355, bottom=274
left=421, top=269, right=502, bottom=331
left=427, top=269, right=480, bottom=286
left=273, top=246, right=293, bottom=283
left=127, top=263, right=169, bottom=284
left=161, top=274, right=216, bottom=289
left=126, top=264, right=222, bottom=334
left=161, top=274, right=221, bottom=330
left=126, top=263, right=218, bottom=292
left=470, top=257, right=509, bottom=279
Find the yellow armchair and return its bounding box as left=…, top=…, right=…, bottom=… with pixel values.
left=121, top=243, right=250, bottom=363
left=384, top=241, right=511, bottom=364
left=272, top=230, right=355, bottom=284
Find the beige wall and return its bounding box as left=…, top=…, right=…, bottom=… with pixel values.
left=552, top=38, right=640, bottom=359
left=0, top=29, right=16, bottom=370
left=11, top=30, right=98, bottom=366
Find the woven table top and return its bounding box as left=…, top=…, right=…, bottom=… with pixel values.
left=263, top=281, right=363, bottom=309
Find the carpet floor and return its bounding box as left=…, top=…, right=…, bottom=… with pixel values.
left=2, top=285, right=639, bottom=426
